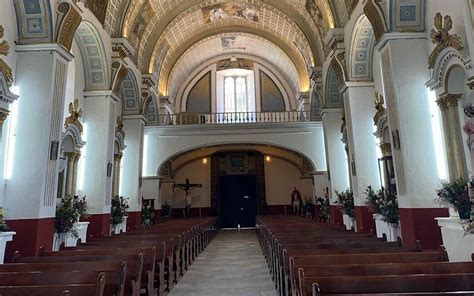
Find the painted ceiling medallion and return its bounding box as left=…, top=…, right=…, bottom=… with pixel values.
left=429, top=13, right=463, bottom=69
left=64, top=99, right=84, bottom=133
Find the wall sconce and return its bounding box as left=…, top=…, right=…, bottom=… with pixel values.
left=265, top=156, right=271, bottom=162
left=202, top=158, right=208, bottom=164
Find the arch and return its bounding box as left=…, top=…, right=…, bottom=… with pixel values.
left=74, top=21, right=110, bottom=91
left=348, top=14, right=375, bottom=82
left=122, top=70, right=140, bottom=115
left=142, top=93, right=159, bottom=125
left=155, top=25, right=310, bottom=97
left=325, top=65, right=344, bottom=108
left=156, top=143, right=318, bottom=178
left=62, top=124, right=86, bottom=153
left=175, top=54, right=297, bottom=113
left=426, top=47, right=473, bottom=91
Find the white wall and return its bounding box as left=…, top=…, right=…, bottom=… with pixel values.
left=264, top=158, right=313, bottom=205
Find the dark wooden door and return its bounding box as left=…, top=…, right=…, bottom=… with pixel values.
left=220, top=175, right=257, bottom=228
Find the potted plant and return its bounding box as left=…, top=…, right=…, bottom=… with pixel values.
left=141, top=203, right=154, bottom=226
left=302, top=197, right=315, bottom=219
left=161, top=202, right=171, bottom=222
left=72, top=195, right=90, bottom=244
left=436, top=179, right=471, bottom=220
left=316, top=197, right=330, bottom=223
left=54, top=195, right=80, bottom=250
left=378, top=190, right=400, bottom=241
left=0, top=207, right=16, bottom=264
left=335, top=189, right=355, bottom=230
left=110, top=195, right=129, bottom=234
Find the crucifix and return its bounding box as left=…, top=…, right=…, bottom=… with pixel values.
left=173, top=178, right=202, bottom=218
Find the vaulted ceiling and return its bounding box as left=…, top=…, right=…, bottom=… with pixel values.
left=104, top=0, right=356, bottom=96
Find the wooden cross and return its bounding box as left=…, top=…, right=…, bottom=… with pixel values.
left=173, top=178, right=202, bottom=195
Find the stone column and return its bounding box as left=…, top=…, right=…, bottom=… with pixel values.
left=120, top=115, right=145, bottom=230
left=112, top=153, right=122, bottom=197
left=322, top=108, right=350, bottom=226
left=3, top=44, right=72, bottom=259
left=64, top=152, right=76, bottom=197
left=437, top=93, right=468, bottom=181
left=71, top=153, right=80, bottom=196
left=343, top=82, right=381, bottom=233
left=378, top=33, right=449, bottom=249
left=79, top=91, right=118, bottom=238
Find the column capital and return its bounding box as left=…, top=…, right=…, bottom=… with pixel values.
left=438, top=92, right=462, bottom=110
left=15, top=44, right=74, bottom=62
left=123, top=114, right=147, bottom=123
left=321, top=108, right=343, bottom=116
left=0, top=107, right=9, bottom=126
left=345, top=81, right=375, bottom=88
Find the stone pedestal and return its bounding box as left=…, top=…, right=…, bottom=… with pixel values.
left=110, top=216, right=128, bottom=235
left=436, top=217, right=474, bottom=262
left=342, top=214, right=356, bottom=231
left=52, top=221, right=90, bottom=251
left=0, top=232, right=15, bottom=264
left=373, top=214, right=400, bottom=242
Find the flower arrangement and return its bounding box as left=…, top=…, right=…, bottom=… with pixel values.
left=110, top=195, right=129, bottom=226
left=55, top=195, right=85, bottom=237
left=335, top=189, right=355, bottom=218
left=316, top=197, right=330, bottom=222
left=0, top=207, right=9, bottom=232
left=141, top=203, right=154, bottom=226
left=73, top=195, right=88, bottom=219
left=378, top=190, right=399, bottom=224
left=365, top=186, right=381, bottom=214
left=436, top=179, right=471, bottom=220
left=463, top=220, right=474, bottom=236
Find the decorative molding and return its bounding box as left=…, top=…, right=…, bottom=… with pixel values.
left=0, top=72, right=19, bottom=104
left=0, top=107, right=9, bottom=126
left=56, top=2, right=82, bottom=51
left=62, top=124, right=86, bottom=153
left=216, top=58, right=253, bottom=71
left=110, top=60, right=129, bottom=95
left=115, top=115, right=125, bottom=139
left=112, top=38, right=135, bottom=57
left=13, top=0, right=53, bottom=45
left=64, top=98, right=83, bottom=133
left=428, top=13, right=463, bottom=69
left=425, top=47, right=472, bottom=90
left=83, top=0, right=109, bottom=25
left=376, top=32, right=427, bottom=51
left=363, top=0, right=387, bottom=42
left=349, top=15, right=375, bottom=81
left=324, top=28, right=344, bottom=52
left=15, top=43, right=74, bottom=61
left=373, top=92, right=388, bottom=140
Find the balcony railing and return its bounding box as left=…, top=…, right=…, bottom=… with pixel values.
left=158, top=111, right=311, bottom=126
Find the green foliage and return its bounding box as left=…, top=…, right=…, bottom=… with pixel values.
left=335, top=189, right=355, bottom=218
left=317, top=197, right=330, bottom=222
left=141, top=203, right=154, bottom=226
left=111, top=195, right=129, bottom=225
left=437, top=179, right=472, bottom=220
left=0, top=207, right=9, bottom=232
left=378, top=191, right=399, bottom=224
left=55, top=195, right=86, bottom=237
left=365, top=186, right=381, bottom=214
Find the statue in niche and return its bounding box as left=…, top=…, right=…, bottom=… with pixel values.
left=64, top=99, right=83, bottom=133
left=291, top=187, right=303, bottom=215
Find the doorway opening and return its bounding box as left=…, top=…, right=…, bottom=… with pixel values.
left=220, top=175, right=257, bottom=229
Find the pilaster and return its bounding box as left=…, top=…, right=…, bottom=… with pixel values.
left=343, top=82, right=380, bottom=233
left=378, top=33, right=448, bottom=248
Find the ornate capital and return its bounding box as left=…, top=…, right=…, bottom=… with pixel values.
left=438, top=92, right=462, bottom=110
left=56, top=2, right=82, bottom=51
left=114, top=153, right=123, bottom=162
left=380, top=142, right=392, bottom=156
left=429, top=13, right=463, bottom=69
left=0, top=107, right=9, bottom=125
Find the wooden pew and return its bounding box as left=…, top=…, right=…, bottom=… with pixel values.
left=0, top=272, right=106, bottom=296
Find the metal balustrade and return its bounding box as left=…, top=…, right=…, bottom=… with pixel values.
left=158, top=111, right=311, bottom=126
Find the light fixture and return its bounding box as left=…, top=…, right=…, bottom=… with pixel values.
left=230, top=55, right=237, bottom=62
left=265, top=156, right=271, bottom=162
left=202, top=158, right=208, bottom=164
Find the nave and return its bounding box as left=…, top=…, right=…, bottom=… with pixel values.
left=169, top=230, right=276, bottom=296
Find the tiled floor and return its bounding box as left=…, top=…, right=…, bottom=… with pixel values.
left=169, top=230, right=277, bottom=296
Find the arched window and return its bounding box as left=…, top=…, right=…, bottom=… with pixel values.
left=224, top=76, right=248, bottom=113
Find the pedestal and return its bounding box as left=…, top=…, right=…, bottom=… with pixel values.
left=342, top=214, right=356, bottom=231
left=110, top=216, right=128, bottom=235
left=52, top=221, right=89, bottom=251
left=0, top=232, right=15, bottom=264
left=436, top=217, right=474, bottom=262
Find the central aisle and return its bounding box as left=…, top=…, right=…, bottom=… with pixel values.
left=169, top=230, right=277, bottom=296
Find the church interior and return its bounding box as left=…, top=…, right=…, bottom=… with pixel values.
left=0, top=0, right=474, bottom=295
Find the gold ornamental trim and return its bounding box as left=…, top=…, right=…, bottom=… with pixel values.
left=429, top=13, right=463, bottom=69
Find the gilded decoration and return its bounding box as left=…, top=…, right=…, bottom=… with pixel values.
left=0, top=107, right=9, bottom=126
left=111, top=61, right=129, bottom=94
left=64, top=99, right=83, bottom=133
left=202, top=3, right=259, bottom=23
left=373, top=92, right=386, bottom=124
left=429, top=13, right=463, bottom=69
left=0, top=25, right=13, bottom=84
left=56, top=2, right=82, bottom=51
left=84, top=0, right=108, bottom=25
left=217, top=58, right=253, bottom=71
left=116, top=116, right=125, bottom=138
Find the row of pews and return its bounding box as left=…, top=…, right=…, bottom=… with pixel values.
left=0, top=217, right=217, bottom=296
left=257, top=215, right=474, bottom=296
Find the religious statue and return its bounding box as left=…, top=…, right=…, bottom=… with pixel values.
left=174, top=178, right=202, bottom=218
left=429, top=13, right=463, bottom=69
left=64, top=99, right=83, bottom=133
left=291, top=187, right=303, bottom=215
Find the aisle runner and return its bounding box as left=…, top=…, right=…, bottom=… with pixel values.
left=169, top=230, right=277, bottom=296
